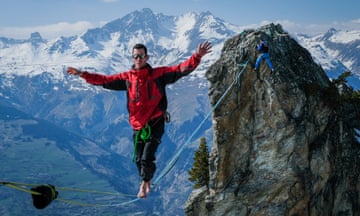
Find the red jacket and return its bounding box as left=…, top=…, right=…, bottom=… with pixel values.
left=80, top=52, right=203, bottom=130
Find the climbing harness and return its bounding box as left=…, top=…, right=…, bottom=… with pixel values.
left=140, top=124, right=151, bottom=140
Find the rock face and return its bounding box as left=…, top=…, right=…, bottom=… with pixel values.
left=185, top=24, right=360, bottom=215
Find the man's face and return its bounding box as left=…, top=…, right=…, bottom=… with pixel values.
left=132, top=48, right=149, bottom=69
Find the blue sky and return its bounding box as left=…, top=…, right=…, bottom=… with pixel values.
left=1, top=0, right=359, bottom=39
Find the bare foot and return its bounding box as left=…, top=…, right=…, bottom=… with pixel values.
left=137, top=182, right=146, bottom=199
left=144, top=181, right=151, bottom=194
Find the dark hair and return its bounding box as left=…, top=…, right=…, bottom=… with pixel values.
left=133, top=43, right=147, bottom=55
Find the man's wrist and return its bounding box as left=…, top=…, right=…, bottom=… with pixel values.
left=195, top=52, right=203, bottom=58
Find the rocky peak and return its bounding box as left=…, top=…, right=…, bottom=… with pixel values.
left=28, top=32, right=45, bottom=47
left=185, top=23, right=359, bottom=215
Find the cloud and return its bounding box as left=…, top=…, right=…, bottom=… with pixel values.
left=0, top=21, right=103, bottom=40
left=1, top=18, right=359, bottom=40
left=332, top=19, right=360, bottom=31
left=256, top=19, right=360, bottom=36
left=239, top=20, right=326, bottom=36
left=275, top=20, right=328, bottom=35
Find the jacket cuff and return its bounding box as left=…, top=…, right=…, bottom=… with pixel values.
left=80, top=71, right=88, bottom=78
left=194, top=52, right=203, bottom=59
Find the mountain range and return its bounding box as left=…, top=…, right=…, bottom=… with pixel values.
left=0, top=8, right=359, bottom=215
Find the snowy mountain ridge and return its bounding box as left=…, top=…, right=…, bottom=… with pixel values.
left=1, top=9, right=359, bottom=87
left=296, top=28, right=360, bottom=75
left=295, top=27, right=360, bottom=88
left=0, top=8, right=238, bottom=82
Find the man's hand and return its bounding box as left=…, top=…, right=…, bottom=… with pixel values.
left=66, top=67, right=83, bottom=76
left=197, top=41, right=212, bottom=57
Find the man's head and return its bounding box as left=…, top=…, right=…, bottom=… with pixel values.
left=132, top=43, right=149, bottom=69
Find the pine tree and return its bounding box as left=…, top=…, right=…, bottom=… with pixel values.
left=188, top=137, right=210, bottom=189
left=331, top=71, right=360, bottom=146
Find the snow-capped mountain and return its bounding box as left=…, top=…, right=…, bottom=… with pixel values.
left=0, top=8, right=236, bottom=79
left=294, top=28, right=360, bottom=88
left=0, top=8, right=359, bottom=215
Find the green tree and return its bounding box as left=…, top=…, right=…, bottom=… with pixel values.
left=188, top=137, right=210, bottom=189
left=331, top=71, right=360, bottom=144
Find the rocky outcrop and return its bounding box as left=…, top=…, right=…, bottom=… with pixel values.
left=185, top=24, right=360, bottom=215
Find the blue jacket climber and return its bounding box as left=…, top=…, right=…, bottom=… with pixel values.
left=254, top=40, right=274, bottom=72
